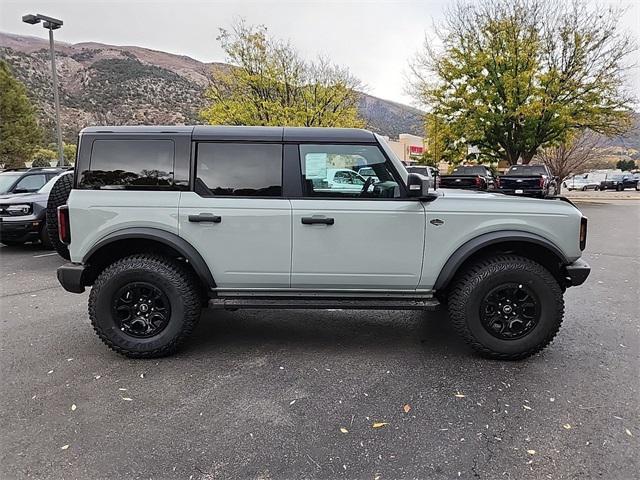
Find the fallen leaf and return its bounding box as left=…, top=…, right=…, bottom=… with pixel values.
left=523, top=405, right=532, bottom=410
left=372, top=422, right=389, bottom=429
left=340, top=427, right=348, bottom=434
left=289, top=399, right=296, bottom=405
left=60, top=444, right=69, bottom=450
left=139, top=373, right=145, bottom=378
left=118, top=388, right=127, bottom=391
left=94, top=375, right=101, bottom=380
left=454, top=393, right=466, bottom=398
left=403, top=404, right=411, bottom=413
left=625, top=428, right=633, bottom=437
left=47, top=370, right=54, bottom=375
left=563, top=424, right=571, bottom=429
left=71, top=404, right=76, bottom=411
left=527, top=450, right=536, bottom=455
left=121, top=397, right=133, bottom=401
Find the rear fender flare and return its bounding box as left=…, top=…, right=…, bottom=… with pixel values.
left=83, top=227, right=215, bottom=289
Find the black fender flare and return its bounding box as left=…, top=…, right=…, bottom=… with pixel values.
left=433, top=230, right=569, bottom=291
left=83, top=227, right=215, bottom=288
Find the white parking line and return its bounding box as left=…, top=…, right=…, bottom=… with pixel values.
left=33, top=252, right=59, bottom=258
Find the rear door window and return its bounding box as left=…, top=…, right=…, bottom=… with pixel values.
left=79, top=139, right=175, bottom=189
left=195, top=143, right=282, bottom=197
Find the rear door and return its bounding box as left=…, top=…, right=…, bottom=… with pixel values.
left=290, top=143, right=425, bottom=290
left=178, top=142, right=292, bottom=289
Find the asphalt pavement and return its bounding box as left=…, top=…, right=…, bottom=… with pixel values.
left=1, top=201, right=638, bottom=479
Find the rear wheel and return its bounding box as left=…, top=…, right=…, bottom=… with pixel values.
left=89, top=254, right=202, bottom=358
left=46, top=173, right=73, bottom=260
left=448, top=255, right=564, bottom=360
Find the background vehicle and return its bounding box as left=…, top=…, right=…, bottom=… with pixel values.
left=440, top=165, right=495, bottom=191
left=562, top=174, right=600, bottom=191
left=406, top=165, right=439, bottom=189
left=497, top=164, right=558, bottom=197
left=0, top=171, right=72, bottom=247
left=0, top=167, right=68, bottom=195
left=54, top=126, right=589, bottom=361
left=356, top=166, right=379, bottom=183
left=599, top=173, right=639, bottom=191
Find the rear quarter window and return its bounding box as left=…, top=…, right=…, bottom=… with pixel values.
left=78, top=139, right=175, bottom=189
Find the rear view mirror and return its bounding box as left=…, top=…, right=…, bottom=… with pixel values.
left=407, top=173, right=430, bottom=198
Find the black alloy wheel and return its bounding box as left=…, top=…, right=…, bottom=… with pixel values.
left=479, top=283, right=540, bottom=340
left=113, top=282, right=171, bottom=338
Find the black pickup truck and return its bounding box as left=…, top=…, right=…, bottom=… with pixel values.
left=496, top=165, right=558, bottom=198
left=439, top=165, right=495, bottom=190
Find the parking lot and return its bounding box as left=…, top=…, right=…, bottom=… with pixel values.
left=1, top=200, right=638, bottom=479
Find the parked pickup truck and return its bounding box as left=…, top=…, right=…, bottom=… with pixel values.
left=497, top=165, right=558, bottom=198
left=51, top=126, right=590, bottom=361
left=440, top=165, right=495, bottom=190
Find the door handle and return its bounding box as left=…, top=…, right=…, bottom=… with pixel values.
left=301, top=216, right=334, bottom=225
left=188, top=213, right=222, bottom=223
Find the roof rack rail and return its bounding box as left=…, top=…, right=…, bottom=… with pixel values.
left=1, top=167, right=29, bottom=172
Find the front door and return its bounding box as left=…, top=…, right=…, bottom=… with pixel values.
left=179, top=142, right=291, bottom=289
left=291, top=144, right=426, bottom=290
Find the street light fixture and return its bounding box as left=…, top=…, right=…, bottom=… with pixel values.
left=22, top=13, right=65, bottom=167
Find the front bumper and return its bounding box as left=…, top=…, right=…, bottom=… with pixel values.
left=564, top=258, right=591, bottom=287
left=57, top=263, right=87, bottom=294
left=0, top=217, right=42, bottom=243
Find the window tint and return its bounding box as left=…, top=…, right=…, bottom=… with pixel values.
left=15, top=174, right=47, bottom=192
left=79, top=139, right=175, bottom=189
left=195, top=143, right=282, bottom=197
left=300, top=144, right=400, bottom=198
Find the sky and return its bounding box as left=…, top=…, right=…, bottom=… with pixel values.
left=0, top=0, right=638, bottom=106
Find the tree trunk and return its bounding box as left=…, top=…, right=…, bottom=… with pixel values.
left=521, top=150, right=537, bottom=164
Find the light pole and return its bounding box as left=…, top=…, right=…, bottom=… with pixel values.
left=22, top=13, right=65, bottom=167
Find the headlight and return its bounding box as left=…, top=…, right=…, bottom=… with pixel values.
left=6, top=204, right=32, bottom=216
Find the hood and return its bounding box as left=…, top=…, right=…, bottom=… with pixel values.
left=0, top=192, right=48, bottom=203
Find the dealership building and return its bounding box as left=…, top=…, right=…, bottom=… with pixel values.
left=383, top=133, right=425, bottom=165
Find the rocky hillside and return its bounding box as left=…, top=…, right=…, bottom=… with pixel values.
left=0, top=31, right=425, bottom=142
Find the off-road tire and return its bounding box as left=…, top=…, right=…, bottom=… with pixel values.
left=46, top=173, right=73, bottom=260
left=89, top=254, right=202, bottom=358
left=448, top=254, right=564, bottom=360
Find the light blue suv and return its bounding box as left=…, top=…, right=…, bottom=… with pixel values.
left=54, top=126, right=590, bottom=360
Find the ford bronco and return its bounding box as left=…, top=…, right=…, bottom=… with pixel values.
left=54, top=126, right=590, bottom=359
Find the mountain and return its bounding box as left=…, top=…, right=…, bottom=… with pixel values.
left=0, top=31, right=425, bottom=142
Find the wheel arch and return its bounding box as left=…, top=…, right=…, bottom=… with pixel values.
left=433, top=231, right=569, bottom=293
left=82, top=227, right=215, bottom=292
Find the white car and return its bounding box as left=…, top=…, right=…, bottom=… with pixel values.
left=563, top=175, right=600, bottom=191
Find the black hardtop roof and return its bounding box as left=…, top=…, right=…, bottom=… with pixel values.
left=80, top=125, right=377, bottom=143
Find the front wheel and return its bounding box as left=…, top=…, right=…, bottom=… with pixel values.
left=88, top=254, right=202, bottom=358
left=448, top=255, right=564, bottom=360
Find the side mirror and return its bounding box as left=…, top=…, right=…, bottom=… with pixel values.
left=407, top=173, right=430, bottom=198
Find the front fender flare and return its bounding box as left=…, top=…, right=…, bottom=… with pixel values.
left=433, top=230, right=569, bottom=291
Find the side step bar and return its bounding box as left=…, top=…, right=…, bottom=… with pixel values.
left=209, top=297, right=441, bottom=311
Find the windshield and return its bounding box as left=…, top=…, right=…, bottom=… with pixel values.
left=451, top=166, right=486, bottom=175
left=506, top=165, right=547, bottom=176
left=407, top=167, right=428, bottom=175
left=39, top=173, right=70, bottom=194
left=0, top=172, right=22, bottom=194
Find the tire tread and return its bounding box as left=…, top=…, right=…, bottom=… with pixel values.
left=88, top=254, right=201, bottom=358
left=448, top=254, right=564, bottom=360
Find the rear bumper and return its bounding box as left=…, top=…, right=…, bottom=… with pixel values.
left=564, top=258, right=591, bottom=287
left=57, top=263, right=87, bottom=293
left=497, top=188, right=545, bottom=197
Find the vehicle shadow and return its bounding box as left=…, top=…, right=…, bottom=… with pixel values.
left=183, top=307, right=471, bottom=358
